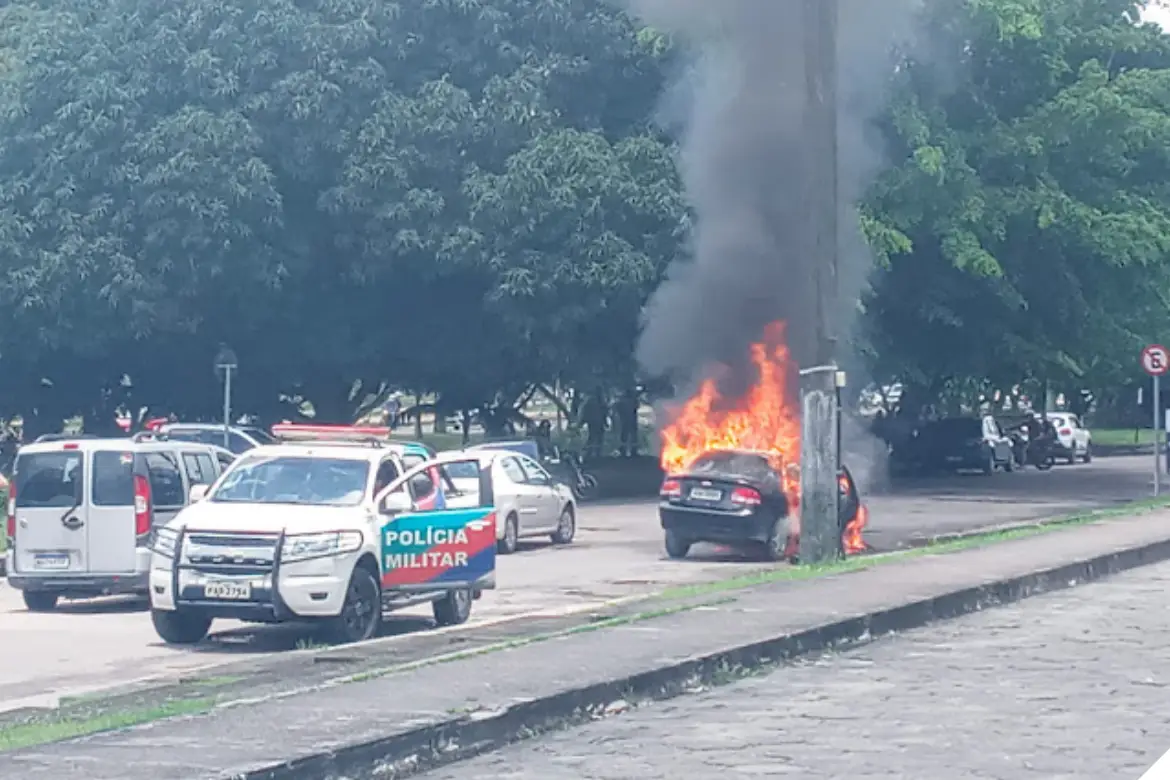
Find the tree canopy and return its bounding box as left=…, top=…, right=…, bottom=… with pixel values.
left=0, top=0, right=1167, bottom=432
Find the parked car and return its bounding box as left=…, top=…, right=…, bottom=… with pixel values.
left=657, top=448, right=864, bottom=562
left=5, top=434, right=229, bottom=611
left=157, top=423, right=279, bottom=455
left=460, top=444, right=577, bottom=553
left=148, top=447, right=498, bottom=645
left=891, top=415, right=1015, bottom=476
left=1045, top=412, right=1092, bottom=464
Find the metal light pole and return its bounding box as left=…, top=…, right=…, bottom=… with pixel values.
left=214, top=346, right=239, bottom=450
left=798, top=0, right=841, bottom=564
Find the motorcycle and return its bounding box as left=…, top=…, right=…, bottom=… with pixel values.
left=548, top=448, right=598, bottom=500
left=1026, top=436, right=1056, bottom=470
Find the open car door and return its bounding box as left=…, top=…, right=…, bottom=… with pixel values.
left=375, top=454, right=497, bottom=593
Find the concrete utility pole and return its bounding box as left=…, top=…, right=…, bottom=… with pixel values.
left=798, top=0, right=842, bottom=564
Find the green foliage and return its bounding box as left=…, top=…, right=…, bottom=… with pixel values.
left=0, top=0, right=1168, bottom=428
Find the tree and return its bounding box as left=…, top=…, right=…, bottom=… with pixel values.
left=863, top=0, right=1170, bottom=405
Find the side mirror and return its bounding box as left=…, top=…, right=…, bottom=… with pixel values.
left=189, top=484, right=210, bottom=503
left=379, top=491, right=413, bottom=516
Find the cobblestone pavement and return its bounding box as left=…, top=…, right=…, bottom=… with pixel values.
left=424, top=559, right=1170, bottom=779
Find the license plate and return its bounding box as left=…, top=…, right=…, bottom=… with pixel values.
left=33, top=553, right=70, bottom=570
left=203, top=581, right=252, bottom=600
left=689, top=487, right=723, bottom=502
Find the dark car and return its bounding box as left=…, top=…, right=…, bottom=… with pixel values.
left=891, top=415, right=1014, bottom=476
left=658, top=449, right=861, bottom=562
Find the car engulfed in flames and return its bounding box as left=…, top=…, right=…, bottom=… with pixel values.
left=658, top=321, right=868, bottom=557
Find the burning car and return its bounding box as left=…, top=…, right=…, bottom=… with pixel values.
left=659, top=449, right=865, bottom=560
left=656, top=321, right=868, bottom=562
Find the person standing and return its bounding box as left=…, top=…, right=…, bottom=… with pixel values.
left=616, top=387, right=640, bottom=457
left=383, top=394, right=401, bottom=430
left=580, top=389, right=609, bottom=460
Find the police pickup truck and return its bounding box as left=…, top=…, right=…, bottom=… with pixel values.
left=148, top=430, right=497, bottom=645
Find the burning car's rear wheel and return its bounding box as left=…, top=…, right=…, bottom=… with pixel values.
left=664, top=530, right=691, bottom=560
left=764, top=520, right=788, bottom=562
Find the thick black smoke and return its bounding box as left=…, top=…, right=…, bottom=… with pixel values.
left=628, top=0, right=921, bottom=390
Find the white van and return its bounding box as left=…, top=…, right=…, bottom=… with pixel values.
left=4, top=434, right=232, bottom=611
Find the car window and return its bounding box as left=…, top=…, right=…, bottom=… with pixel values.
left=401, top=452, right=427, bottom=470
left=518, top=457, right=551, bottom=483
left=211, top=455, right=370, bottom=507
left=92, top=450, right=135, bottom=506
left=145, top=452, right=185, bottom=507
left=373, top=460, right=400, bottom=494
left=181, top=452, right=217, bottom=486
left=1067, top=415, right=1080, bottom=428
left=227, top=432, right=254, bottom=454
left=215, top=450, right=236, bottom=470
left=15, top=452, right=83, bottom=508
left=500, top=457, right=527, bottom=484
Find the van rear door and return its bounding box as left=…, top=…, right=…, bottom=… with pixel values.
left=12, top=449, right=87, bottom=574
left=87, top=449, right=140, bottom=573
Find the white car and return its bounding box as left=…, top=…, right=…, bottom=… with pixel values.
left=458, top=447, right=577, bottom=554
left=1045, top=412, right=1092, bottom=464
left=148, top=443, right=499, bottom=646
left=6, top=434, right=228, bottom=611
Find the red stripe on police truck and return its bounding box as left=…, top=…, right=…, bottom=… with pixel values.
left=380, top=512, right=497, bottom=587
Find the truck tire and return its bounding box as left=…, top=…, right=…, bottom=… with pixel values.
left=323, top=565, right=382, bottom=644
left=151, top=608, right=212, bottom=645
left=433, top=587, right=473, bottom=627
left=22, top=591, right=59, bottom=612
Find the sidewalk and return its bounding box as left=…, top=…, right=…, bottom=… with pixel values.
left=5, top=511, right=1170, bottom=780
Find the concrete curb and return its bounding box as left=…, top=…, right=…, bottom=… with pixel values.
left=239, top=535, right=1170, bottom=780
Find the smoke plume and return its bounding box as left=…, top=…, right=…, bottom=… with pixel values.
left=628, top=0, right=921, bottom=389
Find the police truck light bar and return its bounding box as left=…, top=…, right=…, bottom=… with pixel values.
left=271, top=422, right=392, bottom=442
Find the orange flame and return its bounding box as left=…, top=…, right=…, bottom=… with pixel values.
left=658, top=320, right=868, bottom=557
left=842, top=503, right=868, bottom=555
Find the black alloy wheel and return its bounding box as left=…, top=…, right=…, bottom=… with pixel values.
left=324, top=566, right=382, bottom=644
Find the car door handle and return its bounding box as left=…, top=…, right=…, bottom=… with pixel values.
left=62, top=516, right=84, bottom=530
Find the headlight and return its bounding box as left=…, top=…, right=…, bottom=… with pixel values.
left=281, top=531, right=363, bottom=563
left=153, top=527, right=178, bottom=558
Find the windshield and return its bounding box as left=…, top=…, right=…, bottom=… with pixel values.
left=690, top=451, right=776, bottom=479
left=211, top=456, right=370, bottom=506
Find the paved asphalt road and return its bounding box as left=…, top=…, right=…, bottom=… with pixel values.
left=0, top=456, right=1158, bottom=712
left=423, top=549, right=1170, bottom=779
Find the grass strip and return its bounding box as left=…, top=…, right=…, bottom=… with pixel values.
left=0, top=697, right=214, bottom=753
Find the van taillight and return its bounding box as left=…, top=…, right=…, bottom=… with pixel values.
left=133, top=474, right=152, bottom=536
left=730, top=486, right=762, bottom=506
left=660, top=479, right=682, bottom=499
left=1059, top=428, right=1071, bottom=436
left=5, top=485, right=14, bottom=541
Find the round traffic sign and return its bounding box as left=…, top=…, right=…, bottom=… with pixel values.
left=1142, top=344, right=1169, bottom=376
